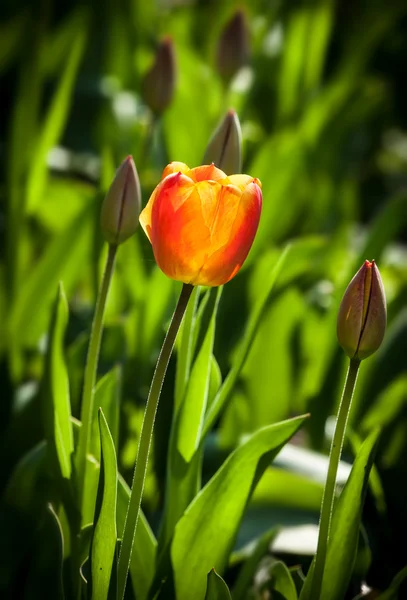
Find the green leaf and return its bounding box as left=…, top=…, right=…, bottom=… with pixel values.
left=251, top=467, right=323, bottom=512
left=204, top=569, right=232, bottom=600
left=91, top=366, right=121, bottom=459
left=202, top=245, right=291, bottom=439
left=171, top=415, right=308, bottom=599
left=277, top=9, right=309, bottom=120
left=26, top=22, right=87, bottom=213
left=377, top=566, right=407, bottom=600
left=158, top=289, right=222, bottom=550
left=117, top=475, right=157, bottom=600
left=27, top=504, right=65, bottom=600
left=348, top=428, right=386, bottom=515
left=302, top=1, right=334, bottom=92
left=300, top=428, right=380, bottom=600
left=42, top=282, right=73, bottom=481
left=0, top=13, right=27, bottom=72
left=232, top=528, right=279, bottom=600
left=9, top=201, right=94, bottom=347
left=89, top=409, right=118, bottom=600
left=356, top=193, right=407, bottom=270
left=175, top=286, right=200, bottom=411
left=4, top=440, right=47, bottom=514
left=269, top=561, right=298, bottom=600
left=177, top=287, right=222, bottom=462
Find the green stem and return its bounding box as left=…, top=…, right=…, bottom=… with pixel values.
left=76, top=243, right=117, bottom=513
left=310, top=357, right=361, bottom=599
left=117, top=283, right=194, bottom=600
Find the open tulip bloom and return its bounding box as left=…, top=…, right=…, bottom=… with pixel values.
left=139, top=162, right=262, bottom=286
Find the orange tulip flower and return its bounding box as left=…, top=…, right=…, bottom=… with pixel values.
left=139, top=162, right=262, bottom=286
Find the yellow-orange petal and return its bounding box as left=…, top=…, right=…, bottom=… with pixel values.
left=228, top=174, right=261, bottom=190
left=149, top=175, right=221, bottom=283
left=161, top=161, right=192, bottom=180
left=189, top=164, right=227, bottom=182
left=193, top=180, right=262, bottom=286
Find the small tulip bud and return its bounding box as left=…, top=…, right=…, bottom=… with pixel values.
left=216, top=9, right=249, bottom=83
left=337, top=260, right=387, bottom=361
left=203, top=109, right=242, bottom=175
left=100, top=156, right=141, bottom=245
left=142, top=37, right=176, bottom=115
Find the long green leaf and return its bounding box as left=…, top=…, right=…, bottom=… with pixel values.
left=174, top=286, right=200, bottom=411
left=177, top=287, right=222, bottom=462
left=9, top=201, right=94, bottom=347
left=171, top=415, right=308, bottom=599
left=91, top=366, right=121, bottom=459
left=42, top=282, right=73, bottom=481
left=269, top=561, right=298, bottom=600
left=159, top=288, right=222, bottom=550
left=26, top=23, right=87, bottom=213
left=300, top=428, right=380, bottom=600
left=89, top=410, right=118, bottom=600
left=204, top=569, right=232, bottom=600
left=202, top=246, right=290, bottom=438
left=26, top=504, right=65, bottom=600
left=232, top=528, right=279, bottom=600
left=377, top=566, right=407, bottom=600
left=117, top=475, right=157, bottom=600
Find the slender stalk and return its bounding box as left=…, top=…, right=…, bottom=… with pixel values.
left=117, top=283, right=194, bottom=600
left=310, top=357, right=361, bottom=599
left=76, top=243, right=117, bottom=512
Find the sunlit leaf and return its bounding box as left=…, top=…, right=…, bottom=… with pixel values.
left=300, top=428, right=380, bottom=600
left=171, top=415, right=308, bottom=599
left=26, top=23, right=87, bottom=212
left=269, top=561, right=298, bottom=600
left=232, top=528, right=279, bottom=600
left=42, top=283, right=73, bottom=481
left=89, top=410, right=118, bottom=600
left=204, top=569, right=232, bottom=600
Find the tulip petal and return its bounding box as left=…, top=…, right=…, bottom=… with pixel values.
left=336, top=263, right=366, bottom=358
left=149, top=175, right=222, bottom=283
left=228, top=174, right=259, bottom=191
left=162, top=162, right=191, bottom=179
left=189, top=164, right=227, bottom=183
left=357, top=262, right=387, bottom=360
left=193, top=180, right=262, bottom=286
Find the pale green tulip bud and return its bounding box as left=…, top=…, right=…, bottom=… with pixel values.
left=100, top=156, right=141, bottom=245
left=203, top=109, right=242, bottom=175
left=337, top=260, right=387, bottom=361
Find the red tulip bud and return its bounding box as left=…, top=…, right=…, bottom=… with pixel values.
left=142, top=37, right=176, bottom=115
left=337, top=260, right=387, bottom=361
left=100, top=156, right=141, bottom=245
left=216, top=9, right=249, bottom=83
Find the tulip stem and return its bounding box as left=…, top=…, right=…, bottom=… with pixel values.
left=76, top=243, right=117, bottom=514
left=117, top=282, right=194, bottom=600
left=310, top=357, right=361, bottom=599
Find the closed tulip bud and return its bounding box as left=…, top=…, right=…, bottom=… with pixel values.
left=139, top=162, right=262, bottom=287
left=100, top=156, right=141, bottom=245
left=142, top=37, right=176, bottom=115
left=203, top=109, right=242, bottom=175
left=216, top=9, right=249, bottom=83
left=337, top=260, right=387, bottom=361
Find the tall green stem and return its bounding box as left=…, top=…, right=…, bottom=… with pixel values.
left=117, top=283, right=194, bottom=600
left=76, top=243, right=117, bottom=512
left=310, top=357, right=361, bottom=599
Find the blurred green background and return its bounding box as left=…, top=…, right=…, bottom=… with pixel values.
left=1, top=0, right=407, bottom=597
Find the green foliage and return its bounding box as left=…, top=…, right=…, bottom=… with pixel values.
left=1, top=0, right=407, bottom=598
left=205, top=569, right=232, bottom=600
